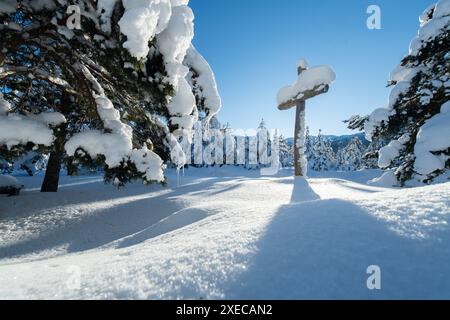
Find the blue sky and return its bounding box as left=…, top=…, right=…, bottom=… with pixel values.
left=189, top=0, right=434, bottom=137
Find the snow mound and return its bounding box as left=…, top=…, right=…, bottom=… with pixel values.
left=0, top=174, right=22, bottom=188
left=290, top=177, right=320, bottom=202
left=368, top=169, right=400, bottom=188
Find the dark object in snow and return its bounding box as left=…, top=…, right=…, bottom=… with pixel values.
left=0, top=175, right=24, bottom=196
left=0, top=185, right=23, bottom=196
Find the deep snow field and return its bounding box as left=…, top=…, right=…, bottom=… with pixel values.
left=0, top=167, right=449, bottom=299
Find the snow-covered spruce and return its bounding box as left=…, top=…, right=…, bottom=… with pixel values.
left=364, top=0, right=450, bottom=185
left=279, top=135, right=294, bottom=168
left=310, top=130, right=336, bottom=172
left=0, top=1, right=221, bottom=191
left=337, top=137, right=367, bottom=171
left=304, top=127, right=314, bottom=166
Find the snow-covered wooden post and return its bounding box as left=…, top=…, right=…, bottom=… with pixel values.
left=277, top=59, right=336, bottom=176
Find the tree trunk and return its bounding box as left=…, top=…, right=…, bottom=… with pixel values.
left=41, top=124, right=66, bottom=192
left=294, top=101, right=306, bottom=177
left=40, top=151, right=62, bottom=192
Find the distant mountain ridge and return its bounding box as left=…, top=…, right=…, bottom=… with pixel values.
left=286, top=132, right=368, bottom=152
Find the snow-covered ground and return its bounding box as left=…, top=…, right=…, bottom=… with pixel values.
left=0, top=167, right=449, bottom=299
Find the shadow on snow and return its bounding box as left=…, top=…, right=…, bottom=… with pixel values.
left=225, top=178, right=450, bottom=300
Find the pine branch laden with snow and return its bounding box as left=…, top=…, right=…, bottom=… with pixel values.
left=184, top=45, right=222, bottom=124
left=364, top=0, right=450, bottom=186
left=64, top=66, right=166, bottom=182
left=0, top=94, right=65, bottom=149
left=0, top=0, right=221, bottom=190
left=344, top=115, right=369, bottom=132
left=414, top=101, right=450, bottom=176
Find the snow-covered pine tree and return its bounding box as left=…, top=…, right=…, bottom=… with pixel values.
left=258, top=118, right=267, bottom=129
left=326, top=139, right=337, bottom=170
left=345, top=115, right=386, bottom=169
left=279, top=135, right=293, bottom=168
left=0, top=1, right=220, bottom=191
left=257, top=118, right=270, bottom=167
left=246, top=133, right=258, bottom=169
left=305, top=126, right=314, bottom=164
left=337, top=137, right=366, bottom=171
left=311, top=130, right=336, bottom=172
left=364, top=0, right=450, bottom=185
left=336, top=148, right=344, bottom=170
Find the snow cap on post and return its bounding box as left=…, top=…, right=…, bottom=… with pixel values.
left=276, top=58, right=336, bottom=177
left=277, top=60, right=336, bottom=110
left=297, top=58, right=309, bottom=72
